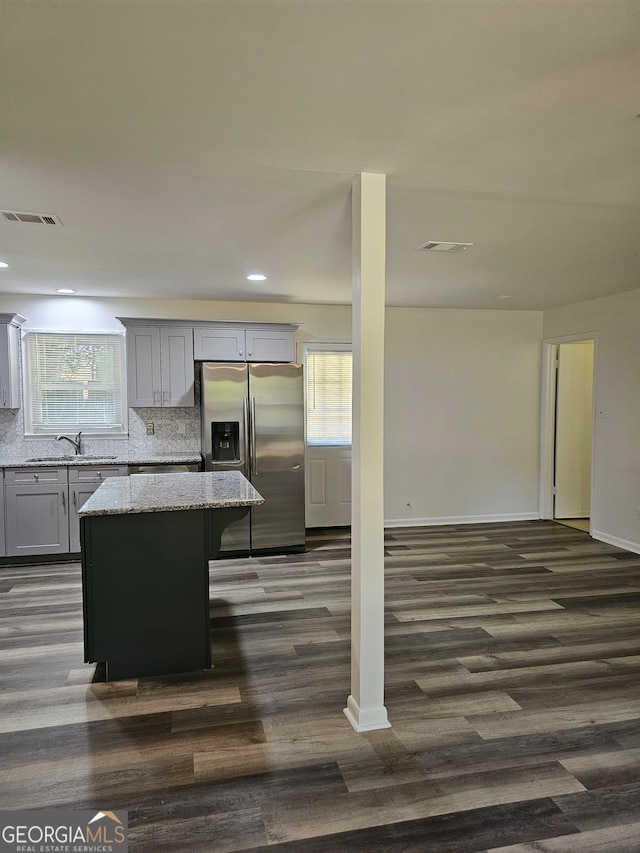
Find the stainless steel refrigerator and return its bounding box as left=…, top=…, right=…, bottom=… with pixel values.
left=201, top=362, right=305, bottom=554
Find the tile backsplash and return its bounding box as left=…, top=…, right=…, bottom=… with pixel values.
left=0, top=402, right=201, bottom=460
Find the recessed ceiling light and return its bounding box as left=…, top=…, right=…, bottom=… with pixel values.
left=0, top=261, right=8, bottom=268
left=56, top=288, right=76, bottom=294
left=494, top=294, right=512, bottom=300
left=247, top=273, right=267, bottom=281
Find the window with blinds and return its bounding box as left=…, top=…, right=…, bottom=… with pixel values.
left=305, top=348, right=352, bottom=445
left=23, top=332, right=128, bottom=436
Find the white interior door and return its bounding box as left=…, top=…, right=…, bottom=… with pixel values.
left=302, top=343, right=352, bottom=528
left=306, top=446, right=351, bottom=527
left=554, top=340, right=594, bottom=519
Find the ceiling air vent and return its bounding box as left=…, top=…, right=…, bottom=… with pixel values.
left=2, top=210, right=63, bottom=226
left=417, top=241, right=473, bottom=253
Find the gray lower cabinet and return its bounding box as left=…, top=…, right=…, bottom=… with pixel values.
left=5, top=467, right=70, bottom=556
left=4, top=465, right=128, bottom=556
left=68, top=466, right=128, bottom=552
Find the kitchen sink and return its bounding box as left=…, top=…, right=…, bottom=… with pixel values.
left=26, top=455, right=119, bottom=462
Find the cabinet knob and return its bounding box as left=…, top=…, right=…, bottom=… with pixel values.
left=33, top=473, right=39, bottom=481
left=248, top=351, right=252, bottom=357
left=239, top=350, right=243, bottom=356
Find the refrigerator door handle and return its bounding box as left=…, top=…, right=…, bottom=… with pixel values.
left=243, top=395, right=251, bottom=478
left=250, top=396, right=258, bottom=476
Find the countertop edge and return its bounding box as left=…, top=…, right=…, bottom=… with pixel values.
left=0, top=454, right=202, bottom=469
left=79, top=497, right=265, bottom=517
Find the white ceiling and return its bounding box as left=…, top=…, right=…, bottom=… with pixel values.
left=1, top=0, right=638, bottom=310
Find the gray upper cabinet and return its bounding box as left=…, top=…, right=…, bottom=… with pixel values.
left=194, top=324, right=296, bottom=362
left=160, top=326, right=195, bottom=405
left=0, top=313, right=25, bottom=409
left=245, top=328, right=295, bottom=362
left=122, top=322, right=195, bottom=407
left=193, top=327, right=246, bottom=361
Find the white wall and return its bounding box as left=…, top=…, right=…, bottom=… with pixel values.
left=0, top=294, right=352, bottom=341
left=384, top=307, right=543, bottom=524
left=544, top=289, right=640, bottom=553
left=0, top=293, right=544, bottom=526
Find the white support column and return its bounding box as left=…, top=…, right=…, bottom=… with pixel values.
left=344, top=172, right=390, bottom=733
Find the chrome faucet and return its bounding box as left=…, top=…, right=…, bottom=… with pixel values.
left=56, top=431, right=82, bottom=455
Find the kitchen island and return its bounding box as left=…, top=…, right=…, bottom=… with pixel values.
left=79, top=471, right=264, bottom=680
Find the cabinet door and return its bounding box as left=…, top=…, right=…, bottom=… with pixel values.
left=5, top=484, right=70, bottom=555
left=160, top=326, right=194, bottom=406
left=69, top=484, right=100, bottom=552
left=126, top=326, right=161, bottom=407
left=193, top=328, right=246, bottom=361
left=0, top=323, right=21, bottom=409
left=245, top=329, right=295, bottom=362
left=68, top=467, right=128, bottom=551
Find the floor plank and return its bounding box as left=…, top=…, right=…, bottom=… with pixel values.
left=1, top=520, right=639, bottom=851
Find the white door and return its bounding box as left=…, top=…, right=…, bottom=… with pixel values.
left=554, top=340, right=594, bottom=519
left=302, top=345, right=352, bottom=528
left=306, top=446, right=352, bottom=527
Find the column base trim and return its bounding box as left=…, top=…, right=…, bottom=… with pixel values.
left=343, top=694, right=391, bottom=732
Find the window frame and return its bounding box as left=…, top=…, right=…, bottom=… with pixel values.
left=22, top=329, right=128, bottom=438
left=300, top=342, right=353, bottom=448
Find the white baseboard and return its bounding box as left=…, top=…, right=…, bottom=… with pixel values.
left=347, top=514, right=640, bottom=557
left=384, top=512, right=539, bottom=529
left=590, top=529, right=640, bottom=556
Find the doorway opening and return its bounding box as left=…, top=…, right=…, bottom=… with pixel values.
left=540, top=336, right=596, bottom=532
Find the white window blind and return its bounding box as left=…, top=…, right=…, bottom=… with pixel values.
left=23, top=332, right=127, bottom=436
left=306, top=349, right=352, bottom=446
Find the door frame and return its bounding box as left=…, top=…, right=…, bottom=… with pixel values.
left=298, top=340, right=353, bottom=528
left=539, top=332, right=598, bottom=521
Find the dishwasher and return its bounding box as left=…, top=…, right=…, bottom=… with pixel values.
left=128, top=463, right=201, bottom=475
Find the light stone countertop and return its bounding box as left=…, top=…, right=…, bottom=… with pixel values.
left=78, top=470, right=264, bottom=517
left=0, top=453, right=202, bottom=469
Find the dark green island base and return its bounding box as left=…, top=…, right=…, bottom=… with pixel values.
left=81, top=505, right=249, bottom=680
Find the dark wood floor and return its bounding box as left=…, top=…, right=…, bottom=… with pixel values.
left=1, top=520, right=640, bottom=851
